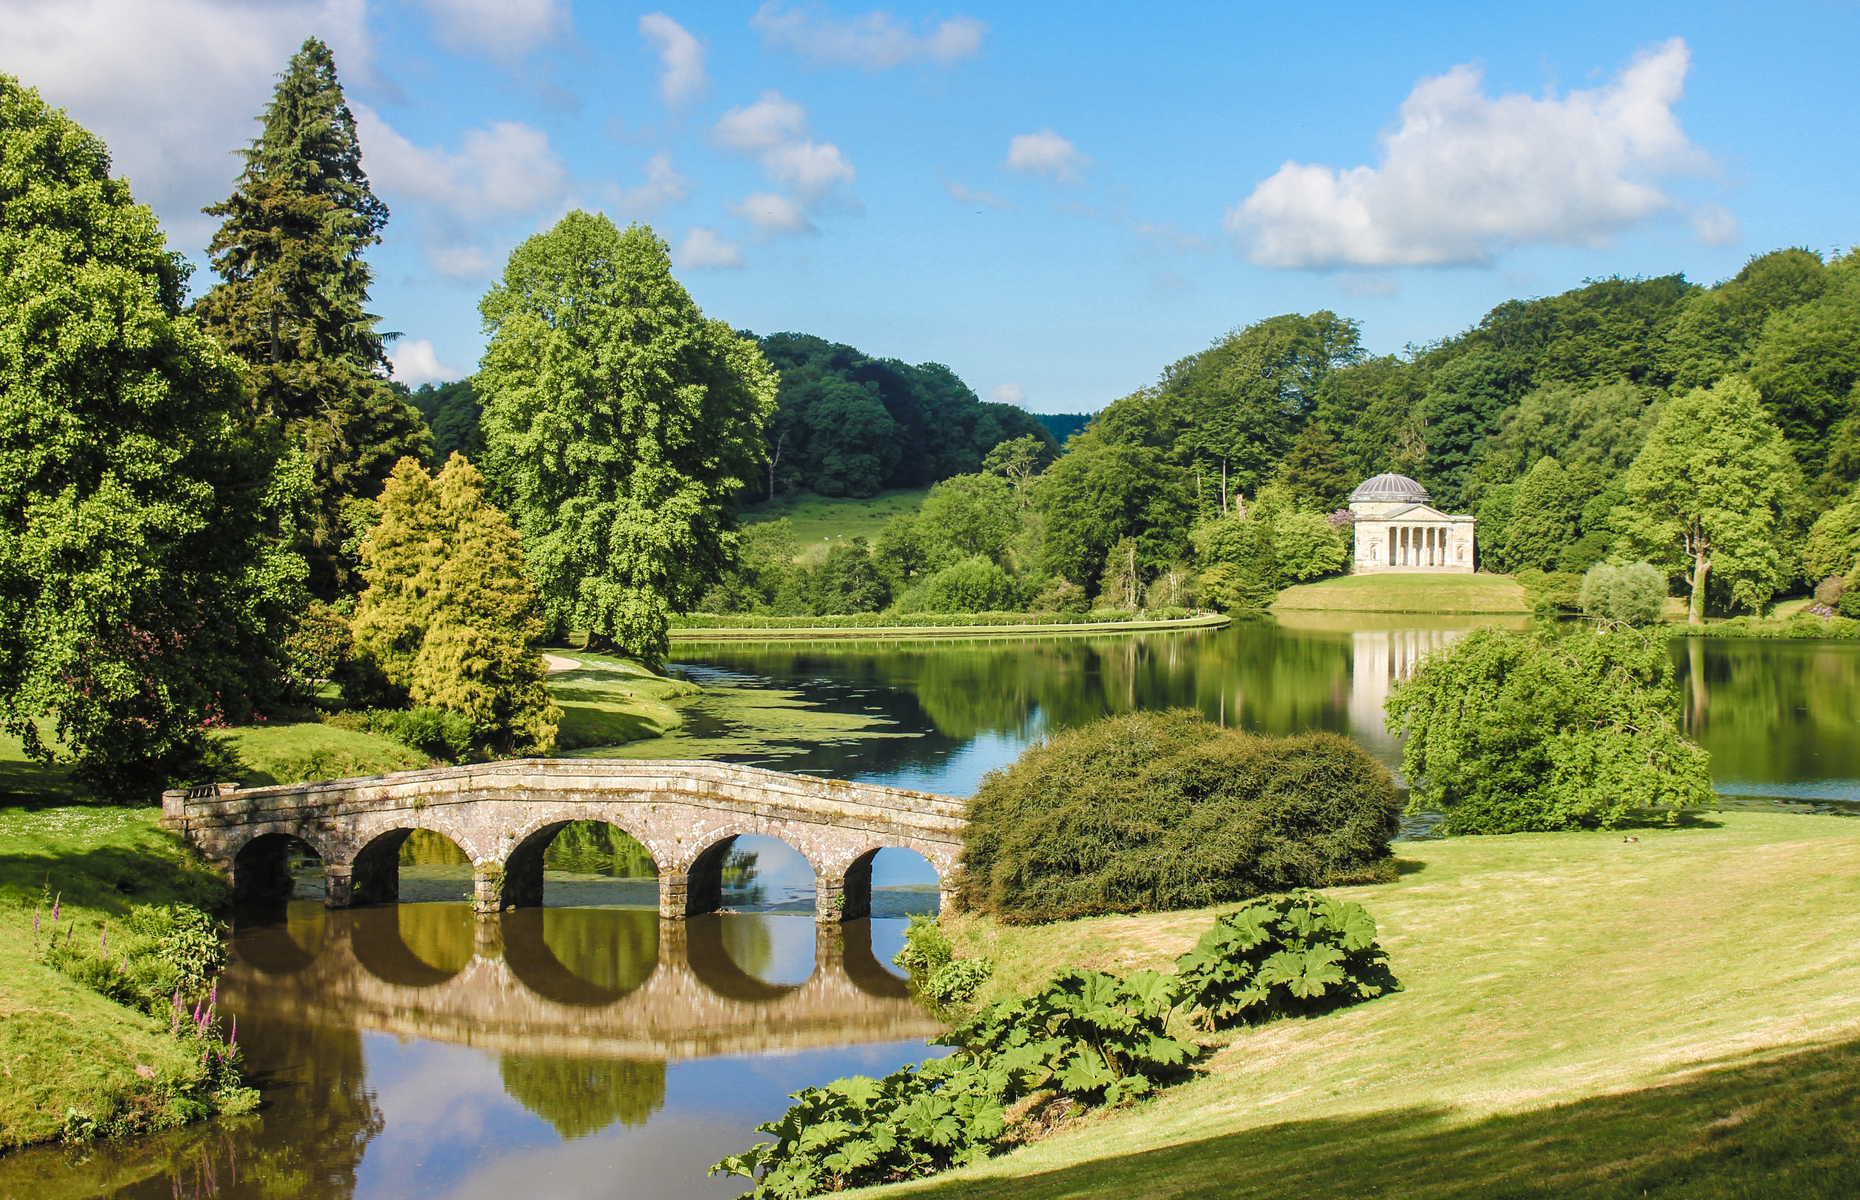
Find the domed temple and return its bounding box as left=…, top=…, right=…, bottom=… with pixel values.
left=1347, top=474, right=1475, bottom=574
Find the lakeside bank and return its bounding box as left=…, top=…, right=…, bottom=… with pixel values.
left=669, top=612, right=1231, bottom=641
left=872, top=809, right=1860, bottom=1199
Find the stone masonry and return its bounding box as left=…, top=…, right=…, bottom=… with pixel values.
left=161, top=759, right=966, bottom=923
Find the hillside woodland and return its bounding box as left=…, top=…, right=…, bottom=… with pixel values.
left=698, top=249, right=1860, bottom=622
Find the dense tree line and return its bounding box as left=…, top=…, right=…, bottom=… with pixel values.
left=756, top=333, right=1056, bottom=498
left=1029, top=250, right=1860, bottom=620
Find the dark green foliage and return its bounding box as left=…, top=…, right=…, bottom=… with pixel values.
left=906, top=557, right=1020, bottom=614
left=712, top=1054, right=1010, bottom=1198
left=958, top=711, right=1402, bottom=923
left=1503, top=457, right=1584, bottom=572
left=893, top=914, right=994, bottom=1011
left=807, top=539, right=890, bottom=614
left=1272, top=424, right=1355, bottom=511
left=405, top=379, right=485, bottom=463
left=1413, top=350, right=1510, bottom=512
left=0, top=74, right=308, bottom=801
left=354, top=706, right=472, bottom=762
left=1039, top=437, right=1194, bottom=590
left=1173, top=891, right=1397, bottom=1030
left=193, top=38, right=421, bottom=599
left=757, top=333, right=1055, bottom=499
left=41, top=903, right=225, bottom=1015
left=1661, top=248, right=1830, bottom=390
left=948, top=968, right=1195, bottom=1106
left=1193, top=514, right=1279, bottom=610
left=1450, top=274, right=1696, bottom=393
left=1748, top=268, right=1860, bottom=482
left=1386, top=625, right=1713, bottom=833
left=1034, top=412, right=1093, bottom=446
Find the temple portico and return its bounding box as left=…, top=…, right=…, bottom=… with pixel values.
left=1347, top=474, right=1476, bottom=574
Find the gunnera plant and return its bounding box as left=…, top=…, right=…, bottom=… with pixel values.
left=957, top=710, right=1402, bottom=923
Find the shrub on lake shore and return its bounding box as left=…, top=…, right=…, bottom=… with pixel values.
left=1386, top=624, right=1713, bottom=833
left=957, top=711, right=1402, bottom=923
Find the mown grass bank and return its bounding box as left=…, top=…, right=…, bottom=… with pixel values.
left=547, top=651, right=702, bottom=747
left=740, top=486, right=933, bottom=546
left=0, top=806, right=230, bottom=1149
left=876, top=811, right=1860, bottom=1199
left=670, top=613, right=1229, bottom=641
left=1272, top=572, right=1531, bottom=614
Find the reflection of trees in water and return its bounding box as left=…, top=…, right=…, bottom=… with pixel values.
left=674, top=624, right=1360, bottom=778
left=1673, top=638, right=1860, bottom=783
left=397, top=903, right=474, bottom=974
left=496, top=1056, right=666, bottom=1140
left=191, top=1016, right=384, bottom=1199
left=399, top=828, right=470, bottom=866
left=540, top=908, right=659, bottom=992
left=545, top=821, right=658, bottom=877
left=719, top=913, right=776, bottom=980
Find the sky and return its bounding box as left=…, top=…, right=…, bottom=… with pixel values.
left=3, top=1, right=1856, bottom=414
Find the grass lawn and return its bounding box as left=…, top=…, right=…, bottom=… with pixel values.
left=1274, top=572, right=1531, bottom=613
left=877, top=811, right=1860, bottom=1199
left=0, top=805, right=230, bottom=1149
left=741, top=486, right=932, bottom=549
left=547, top=651, right=702, bottom=751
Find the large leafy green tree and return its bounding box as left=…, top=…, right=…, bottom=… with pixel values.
left=1618, top=377, right=1799, bottom=622
left=194, top=37, right=428, bottom=596
left=1501, top=456, right=1584, bottom=572
left=0, top=75, right=308, bottom=798
left=478, top=215, right=778, bottom=662
left=1038, top=437, right=1194, bottom=593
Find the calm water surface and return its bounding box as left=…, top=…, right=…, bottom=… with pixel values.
left=10, top=613, right=1856, bottom=1198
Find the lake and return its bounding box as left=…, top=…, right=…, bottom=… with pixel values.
left=10, top=614, right=1857, bottom=1198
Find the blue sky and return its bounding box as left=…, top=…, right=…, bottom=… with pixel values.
left=5, top=1, right=1856, bottom=413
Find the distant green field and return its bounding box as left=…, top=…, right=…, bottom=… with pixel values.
left=1274, top=572, right=1531, bottom=613
left=741, top=486, right=931, bottom=548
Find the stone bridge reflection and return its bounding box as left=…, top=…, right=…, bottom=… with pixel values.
left=220, top=904, right=943, bottom=1061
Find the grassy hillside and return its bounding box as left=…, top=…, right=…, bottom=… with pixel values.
left=741, top=486, right=932, bottom=549
left=888, top=811, right=1860, bottom=1199
left=1274, top=572, right=1531, bottom=613
left=0, top=806, right=231, bottom=1148
left=548, top=651, right=701, bottom=750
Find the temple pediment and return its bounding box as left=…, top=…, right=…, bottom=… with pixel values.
left=1369, top=502, right=1470, bottom=523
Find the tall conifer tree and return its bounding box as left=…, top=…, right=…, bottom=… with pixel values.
left=196, top=38, right=429, bottom=597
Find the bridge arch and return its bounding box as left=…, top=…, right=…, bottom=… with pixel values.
left=676, top=826, right=821, bottom=919
left=830, top=841, right=950, bottom=921
left=230, top=829, right=330, bottom=902
left=497, top=815, right=662, bottom=910
left=340, top=824, right=478, bottom=907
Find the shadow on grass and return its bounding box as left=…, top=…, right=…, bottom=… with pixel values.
left=1394, top=858, right=1427, bottom=876
left=905, top=1038, right=1860, bottom=1200
left=0, top=845, right=226, bottom=915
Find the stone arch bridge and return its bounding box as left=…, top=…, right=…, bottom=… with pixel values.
left=162, top=760, right=965, bottom=922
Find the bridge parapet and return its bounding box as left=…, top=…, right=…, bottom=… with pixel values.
left=163, top=759, right=966, bottom=923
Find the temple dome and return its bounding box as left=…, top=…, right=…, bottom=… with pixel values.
left=1349, top=473, right=1431, bottom=504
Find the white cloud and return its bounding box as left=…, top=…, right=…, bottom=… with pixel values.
left=942, top=174, right=1011, bottom=210
left=639, top=12, right=707, bottom=108
left=713, top=91, right=857, bottom=238
left=1692, top=203, right=1740, bottom=248
left=606, top=151, right=692, bottom=218
left=1006, top=129, right=1090, bottom=183
left=731, top=192, right=811, bottom=235
left=760, top=140, right=856, bottom=201
left=0, top=0, right=371, bottom=245
left=676, top=227, right=745, bottom=269
left=714, top=91, right=809, bottom=153
left=412, top=0, right=567, bottom=55
left=751, top=3, right=986, bottom=70
left=389, top=339, right=464, bottom=386
left=989, top=383, right=1026, bottom=404
left=1231, top=38, right=1711, bottom=269
left=354, top=105, right=570, bottom=276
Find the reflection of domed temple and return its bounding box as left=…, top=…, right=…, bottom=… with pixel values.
left=1347, top=474, right=1475, bottom=574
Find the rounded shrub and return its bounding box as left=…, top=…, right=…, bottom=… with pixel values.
left=1579, top=561, right=1668, bottom=625
left=957, top=711, right=1401, bottom=923
left=910, top=556, right=1021, bottom=614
